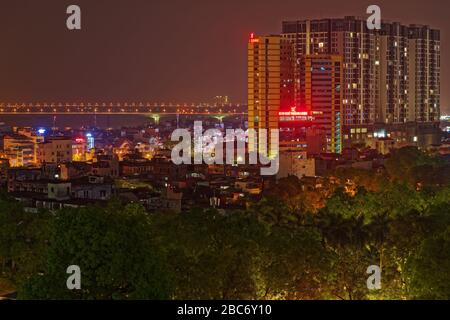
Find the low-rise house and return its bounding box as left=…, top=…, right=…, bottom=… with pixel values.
left=71, top=176, right=114, bottom=201
left=7, top=171, right=114, bottom=211
left=60, top=162, right=92, bottom=180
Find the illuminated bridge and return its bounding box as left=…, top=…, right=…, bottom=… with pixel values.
left=0, top=102, right=247, bottom=116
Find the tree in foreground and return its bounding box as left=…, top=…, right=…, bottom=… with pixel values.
left=19, top=201, right=171, bottom=300
left=407, top=226, right=450, bottom=300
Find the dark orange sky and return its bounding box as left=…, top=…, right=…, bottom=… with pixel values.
left=0, top=0, right=448, bottom=113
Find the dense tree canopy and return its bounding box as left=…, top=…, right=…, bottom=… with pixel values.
left=18, top=201, right=171, bottom=300
left=0, top=147, right=449, bottom=300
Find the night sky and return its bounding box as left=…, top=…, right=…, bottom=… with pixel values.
left=0, top=0, right=448, bottom=113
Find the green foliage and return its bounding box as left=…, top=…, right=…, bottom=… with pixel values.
left=385, top=146, right=445, bottom=186
left=149, top=209, right=262, bottom=299
left=407, top=226, right=450, bottom=300
left=258, top=225, right=332, bottom=300
left=247, top=196, right=297, bottom=226
left=18, top=201, right=171, bottom=300
left=1, top=150, right=449, bottom=300
left=149, top=209, right=331, bottom=300
left=0, top=193, right=51, bottom=285
left=331, top=167, right=389, bottom=192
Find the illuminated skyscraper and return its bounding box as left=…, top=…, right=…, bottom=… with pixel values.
left=248, top=17, right=441, bottom=153
left=299, top=55, right=343, bottom=153
left=282, top=17, right=441, bottom=147
left=247, top=34, right=294, bottom=154
left=375, top=22, right=410, bottom=125
left=408, top=25, right=440, bottom=123
left=282, top=17, right=377, bottom=136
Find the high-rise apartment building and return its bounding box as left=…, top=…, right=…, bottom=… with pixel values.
left=248, top=36, right=343, bottom=155
left=248, top=17, right=441, bottom=154
left=281, top=17, right=441, bottom=147
left=247, top=34, right=294, bottom=154
left=408, top=25, right=440, bottom=123
left=376, top=22, right=410, bottom=124
left=282, top=17, right=377, bottom=134
left=299, top=55, right=343, bottom=153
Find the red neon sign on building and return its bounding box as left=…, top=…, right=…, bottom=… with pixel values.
left=279, top=107, right=322, bottom=122
left=249, top=33, right=259, bottom=43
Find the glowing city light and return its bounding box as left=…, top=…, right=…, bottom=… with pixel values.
left=86, top=133, right=95, bottom=150
left=249, top=33, right=259, bottom=43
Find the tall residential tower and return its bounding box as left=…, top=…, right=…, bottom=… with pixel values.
left=281, top=17, right=441, bottom=147
left=247, top=34, right=294, bottom=154
left=248, top=17, right=441, bottom=154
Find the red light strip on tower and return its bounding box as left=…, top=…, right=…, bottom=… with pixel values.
left=279, top=111, right=309, bottom=116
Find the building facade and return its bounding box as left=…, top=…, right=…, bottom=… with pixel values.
left=2, top=134, right=36, bottom=167
left=38, top=136, right=73, bottom=164
left=299, top=55, right=343, bottom=153
left=282, top=17, right=377, bottom=134
left=408, top=25, right=440, bottom=123
left=247, top=34, right=294, bottom=155
left=281, top=17, right=441, bottom=147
